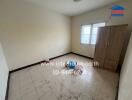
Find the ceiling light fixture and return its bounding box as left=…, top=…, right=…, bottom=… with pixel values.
left=73, top=0, right=82, bottom=2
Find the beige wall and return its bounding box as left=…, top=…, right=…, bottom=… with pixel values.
left=0, top=42, right=9, bottom=100
left=0, top=0, right=71, bottom=71
left=118, top=34, right=132, bottom=100
left=71, top=0, right=132, bottom=58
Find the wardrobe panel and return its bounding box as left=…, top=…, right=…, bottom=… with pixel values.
left=94, top=27, right=110, bottom=68
left=104, top=25, right=128, bottom=71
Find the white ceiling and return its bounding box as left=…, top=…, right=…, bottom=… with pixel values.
left=26, top=0, right=119, bottom=16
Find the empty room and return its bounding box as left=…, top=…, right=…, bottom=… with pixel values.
left=0, top=0, right=132, bottom=100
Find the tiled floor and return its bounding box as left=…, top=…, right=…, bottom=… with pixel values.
left=8, top=54, right=119, bottom=100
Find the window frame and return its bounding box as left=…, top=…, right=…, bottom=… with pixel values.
left=80, top=22, right=105, bottom=45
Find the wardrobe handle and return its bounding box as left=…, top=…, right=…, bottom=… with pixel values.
left=106, top=42, right=110, bottom=47
left=107, top=42, right=110, bottom=47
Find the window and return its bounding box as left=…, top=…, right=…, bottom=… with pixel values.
left=81, top=25, right=92, bottom=44
left=81, top=22, right=105, bottom=44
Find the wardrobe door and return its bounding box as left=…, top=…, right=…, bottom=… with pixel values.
left=94, top=27, right=110, bottom=68
left=104, top=25, right=128, bottom=71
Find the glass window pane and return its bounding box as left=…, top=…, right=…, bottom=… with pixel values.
left=81, top=25, right=91, bottom=44
left=91, top=23, right=105, bottom=44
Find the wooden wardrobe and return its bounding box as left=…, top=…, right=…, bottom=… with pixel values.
left=93, top=25, right=128, bottom=72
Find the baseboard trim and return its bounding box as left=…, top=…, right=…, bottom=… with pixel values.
left=10, top=52, right=93, bottom=73
left=71, top=52, right=93, bottom=60
left=10, top=52, right=71, bottom=73
left=5, top=72, right=10, bottom=100
left=10, top=60, right=46, bottom=73
left=50, top=52, right=71, bottom=60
